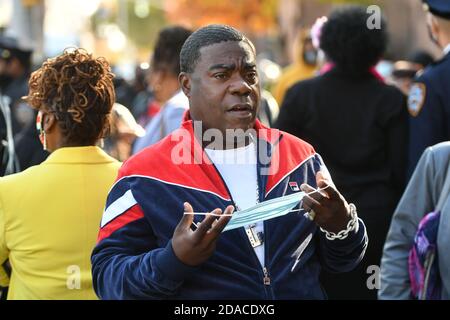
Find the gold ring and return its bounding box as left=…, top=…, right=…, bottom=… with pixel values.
left=306, top=209, right=316, bottom=221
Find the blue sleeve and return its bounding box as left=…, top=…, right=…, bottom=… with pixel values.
left=91, top=175, right=197, bottom=300
left=317, top=218, right=368, bottom=273
left=407, top=77, right=446, bottom=177
left=312, top=154, right=368, bottom=273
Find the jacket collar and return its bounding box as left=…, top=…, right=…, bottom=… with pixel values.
left=179, top=111, right=282, bottom=199
left=43, top=146, right=118, bottom=164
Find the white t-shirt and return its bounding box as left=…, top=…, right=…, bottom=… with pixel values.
left=205, top=142, right=265, bottom=267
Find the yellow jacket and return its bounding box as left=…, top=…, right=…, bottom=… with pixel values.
left=272, top=29, right=317, bottom=106
left=0, top=146, right=120, bottom=299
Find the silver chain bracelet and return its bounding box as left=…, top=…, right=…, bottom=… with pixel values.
left=319, top=203, right=359, bottom=240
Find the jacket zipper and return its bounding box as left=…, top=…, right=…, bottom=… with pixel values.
left=207, top=156, right=272, bottom=297
left=257, top=140, right=273, bottom=294
left=263, top=267, right=271, bottom=285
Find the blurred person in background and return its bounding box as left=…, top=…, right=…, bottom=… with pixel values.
left=113, top=75, right=134, bottom=110
left=380, top=141, right=450, bottom=299
left=104, top=103, right=145, bottom=161
left=255, top=57, right=280, bottom=127
left=272, top=29, right=318, bottom=106
left=0, top=48, right=120, bottom=299
left=133, top=63, right=159, bottom=129
left=275, top=6, right=408, bottom=299
left=257, top=89, right=279, bottom=127
left=0, top=35, right=34, bottom=136
left=132, top=26, right=192, bottom=154
left=0, top=92, right=20, bottom=176
left=13, top=116, right=49, bottom=172
left=0, top=35, right=47, bottom=175
left=130, top=64, right=153, bottom=122
left=390, top=50, right=434, bottom=96
left=406, top=0, right=450, bottom=178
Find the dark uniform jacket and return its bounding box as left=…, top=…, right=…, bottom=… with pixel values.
left=407, top=51, right=450, bottom=177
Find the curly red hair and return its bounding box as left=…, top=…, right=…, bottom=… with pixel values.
left=26, top=48, right=115, bottom=145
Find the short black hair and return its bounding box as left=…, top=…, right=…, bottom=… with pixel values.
left=180, top=24, right=254, bottom=73
left=152, top=26, right=192, bottom=76
left=320, top=6, right=388, bottom=76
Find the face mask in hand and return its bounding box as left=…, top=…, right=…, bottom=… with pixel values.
left=185, top=185, right=330, bottom=232
left=223, top=191, right=305, bottom=231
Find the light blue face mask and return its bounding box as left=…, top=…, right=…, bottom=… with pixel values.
left=186, top=185, right=330, bottom=232
left=222, top=191, right=305, bottom=232
left=186, top=192, right=305, bottom=232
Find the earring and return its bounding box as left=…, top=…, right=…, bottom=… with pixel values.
left=36, top=110, right=47, bottom=151
left=42, top=131, right=47, bottom=151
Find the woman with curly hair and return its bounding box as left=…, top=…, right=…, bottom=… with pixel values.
left=276, top=6, right=409, bottom=299
left=0, top=48, right=121, bottom=299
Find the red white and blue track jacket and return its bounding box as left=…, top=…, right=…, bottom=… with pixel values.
left=91, top=114, right=368, bottom=300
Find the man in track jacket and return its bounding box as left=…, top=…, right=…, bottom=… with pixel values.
left=91, top=24, right=368, bottom=300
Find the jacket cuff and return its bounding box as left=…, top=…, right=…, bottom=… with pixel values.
left=154, top=240, right=198, bottom=283
left=320, top=218, right=367, bottom=248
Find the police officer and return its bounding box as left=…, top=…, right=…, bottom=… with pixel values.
left=0, top=36, right=34, bottom=135
left=0, top=36, right=48, bottom=174
left=407, top=0, right=450, bottom=176
left=0, top=36, right=31, bottom=175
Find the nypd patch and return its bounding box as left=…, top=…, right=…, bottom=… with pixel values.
left=408, top=83, right=426, bottom=117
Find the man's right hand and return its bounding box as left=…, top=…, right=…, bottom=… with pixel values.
left=172, top=202, right=234, bottom=266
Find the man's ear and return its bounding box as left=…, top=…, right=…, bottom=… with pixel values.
left=432, top=15, right=440, bottom=36
left=428, top=13, right=440, bottom=38
left=179, top=72, right=191, bottom=98
left=43, top=113, right=57, bottom=133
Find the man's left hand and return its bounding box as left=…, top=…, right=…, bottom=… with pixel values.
left=300, top=171, right=351, bottom=234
